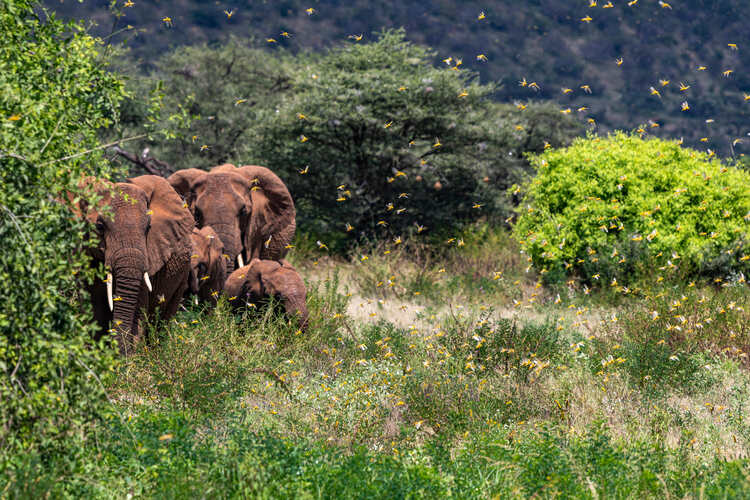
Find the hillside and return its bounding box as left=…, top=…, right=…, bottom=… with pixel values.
left=45, top=0, right=750, bottom=156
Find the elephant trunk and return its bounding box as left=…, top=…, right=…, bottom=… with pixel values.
left=283, top=295, right=309, bottom=331
left=188, top=269, right=200, bottom=295
left=209, top=222, right=243, bottom=275
left=202, top=264, right=227, bottom=304
left=109, top=249, right=147, bottom=355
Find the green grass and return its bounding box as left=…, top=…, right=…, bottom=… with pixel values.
left=3, top=226, right=750, bottom=498
left=4, top=413, right=749, bottom=498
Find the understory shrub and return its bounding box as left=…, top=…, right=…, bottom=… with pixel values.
left=0, top=1, right=124, bottom=451
left=4, top=415, right=749, bottom=499
left=513, top=131, right=750, bottom=285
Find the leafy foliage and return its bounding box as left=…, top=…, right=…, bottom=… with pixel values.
left=3, top=228, right=750, bottom=494
left=249, top=29, right=578, bottom=244
left=114, top=36, right=295, bottom=172
left=598, top=286, right=748, bottom=391
left=114, top=30, right=579, bottom=248
left=0, top=1, right=124, bottom=450
left=513, top=132, right=750, bottom=284
left=4, top=2, right=750, bottom=494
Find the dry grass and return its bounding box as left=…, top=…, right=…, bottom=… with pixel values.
left=106, top=227, right=750, bottom=473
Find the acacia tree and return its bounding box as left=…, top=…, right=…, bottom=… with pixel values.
left=0, top=1, right=124, bottom=450
left=248, top=29, right=580, bottom=245
left=113, top=29, right=580, bottom=249
left=112, top=36, right=295, bottom=173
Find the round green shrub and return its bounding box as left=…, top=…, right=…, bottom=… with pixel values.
left=512, top=131, right=750, bottom=284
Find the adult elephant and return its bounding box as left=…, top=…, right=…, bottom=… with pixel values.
left=167, top=164, right=295, bottom=275
left=74, top=175, right=193, bottom=354
left=223, top=258, right=309, bottom=330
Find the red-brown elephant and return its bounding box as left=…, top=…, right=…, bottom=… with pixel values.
left=73, top=175, right=193, bottom=354
left=167, top=164, right=295, bottom=276
left=187, top=225, right=227, bottom=304
left=223, top=258, right=309, bottom=330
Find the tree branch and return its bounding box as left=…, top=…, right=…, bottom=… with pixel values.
left=111, top=146, right=175, bottom=177
left=40, top=134, right=147, bottom=166
left=0, top=151, right=32, bottom=164
left=1, top=205, right=31, bottom=247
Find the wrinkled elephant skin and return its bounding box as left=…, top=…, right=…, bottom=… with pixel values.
left=188, top=225, right=227, bottom=304
left=167, top=164, right=295, bottom=276
left=73, top=175, right=193, bottom=354
left=223, top=258, right=308, bottom=330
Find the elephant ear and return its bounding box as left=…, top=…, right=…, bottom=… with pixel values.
left=260, top=274, right=276, bottom=296
left=234, top=165, right=296, bottom=259
left=246, top=258, right=267, bottom=297
left=257, top=260, right=285, bottom=295
left=166, top=168, right=207, bottom=210
left=129, top=175, right=194, bottom=276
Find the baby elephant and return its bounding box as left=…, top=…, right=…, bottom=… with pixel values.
left=224, top=259, right=309, bottom=329
left=188, top=226, right=227, bottom=304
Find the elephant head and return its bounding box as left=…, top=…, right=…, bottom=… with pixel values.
left=223, top=258, right=308, bottom=330
left=188, top=225, right=227, bottom=303
left=74, top=175, right=193, bottom=353
left=167, top=164, right=295, bottom=276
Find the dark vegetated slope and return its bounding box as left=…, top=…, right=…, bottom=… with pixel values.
left=47, top=0, right=750, bottom=155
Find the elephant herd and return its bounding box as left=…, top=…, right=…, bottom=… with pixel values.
left=70, top=163, right=307, bottom=355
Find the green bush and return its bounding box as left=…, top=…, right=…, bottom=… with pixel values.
left=513, top=131, right=750, bottom=284
left=601, top=286, right=746, bottom=391
left=0, top=2, right=124, bottom=451
left=112, top=35, right=296, bottom=172
left=114, top=301, right=255, bottom=415
left=249, top=29, right=579, bottom=247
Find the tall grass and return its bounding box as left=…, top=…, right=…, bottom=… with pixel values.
left=4, top=226, right=750, bottom=497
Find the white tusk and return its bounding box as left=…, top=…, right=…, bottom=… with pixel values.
left=143, top=272, right=152, bottom=292
left=237, top=254, right=244, bottom=268
left=106, top=272, right=113, bottom=311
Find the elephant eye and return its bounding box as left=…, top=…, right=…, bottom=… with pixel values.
left=239, top=205, right=248, bottom=216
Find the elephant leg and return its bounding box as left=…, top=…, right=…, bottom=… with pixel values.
left=87, top=279, right=111, bottom=342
